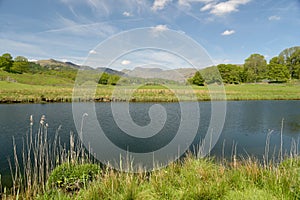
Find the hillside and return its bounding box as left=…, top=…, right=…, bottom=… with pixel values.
left=123, top=67, right=197, bottom=82
left=36, top=59, right=81, bottom=70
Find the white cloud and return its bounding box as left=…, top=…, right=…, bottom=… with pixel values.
left=89, top=50, right=97, bottom=54
left=121, top=60, right=131, bottom=65
left=123, top=11, right=132, bottom=17
left=268, top=15, right=281, bottom=21
left=152, top=24, right=169, bottom=32
left=221, top=29, right=235, bottom=36
left=151, top=0, right=171, bottom=11
left=178, top=0, right=214, bottom=8
left=199, top=0, right=251, bottom=16
left=200, top=3, right=215, bottom=11
left=41, top=15, right=118, bottom=38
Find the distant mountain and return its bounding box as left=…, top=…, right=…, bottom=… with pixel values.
left=123, top=67, right=197, bottom=82
left=36, top=59, right=81, bottom=70
left=96, top=67, right=125, bottom=76
left=34, top=59, right=198, bottom=82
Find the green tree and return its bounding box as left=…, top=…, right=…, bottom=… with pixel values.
left=287, top=49, right=300, bottom=79
left=244, top=54, right=267, bottom=82
left=98, top=72, right=110, bottom=85
left=279, top=46, right=300, bottom=63
left=108, top=74, right=121, bottom=85
left=217, top=64, right=243, bottom=84
left=200, top=66, right=221, bottom=84
left=12, top=56, right=29, bottom=73
left=279, top=46, right=300, bottom=79
left=267, top=57, right=290, bottom=82
left=0, top=53, right=13, bottom=72
left=188, top=71, right=205, bottom=86
left=14, top=56, right=28, bottom=62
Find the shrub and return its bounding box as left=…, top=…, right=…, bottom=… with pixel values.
left=46, top=163, right=101, bottom=192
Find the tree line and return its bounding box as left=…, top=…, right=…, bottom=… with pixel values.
left=189, top=46, right=300, bottom=85
left=0, top=53, right=44, bottom=74
left=0, top=53, right=122, bottom=85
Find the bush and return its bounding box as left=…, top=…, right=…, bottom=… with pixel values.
left=47, top=163, right=101, bottom=192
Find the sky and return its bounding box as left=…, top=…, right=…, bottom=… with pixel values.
left=0, top=0, right=300, bottom=70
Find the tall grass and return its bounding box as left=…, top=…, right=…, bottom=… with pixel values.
left=3, top=114, right=93, bottom=199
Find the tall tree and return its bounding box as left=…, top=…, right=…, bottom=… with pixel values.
left=267, top=57, right=290, bottom=82
left=108, top=74, right=121, bottom=85
left=287, top=49, right=300, bottom=79
left=244, top=54, right=267, bottom=82
left=188, top=71, right=205, bottom=86
left=0, top=53, right=13, bottom=72
left=217, top=64, right=243, bottom=84
left=12, top=56, right=29, bottom=73
left=98, top=72, right=110, bottom=85
left=279, top=46, right=300, bottom=63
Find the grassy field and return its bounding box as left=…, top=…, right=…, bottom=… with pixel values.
left=0, top=80, right=299, bottom=103
left=0, top=69, right=299, bottom=103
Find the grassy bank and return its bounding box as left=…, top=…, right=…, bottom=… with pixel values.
left=45, top=156, right=300, bottom=200
left=0, top=80, right=300, bottom=103
left=2, top=154, right=299, bottom=199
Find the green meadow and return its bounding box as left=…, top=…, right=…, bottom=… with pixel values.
left=0, top=78, right=299, bottom=103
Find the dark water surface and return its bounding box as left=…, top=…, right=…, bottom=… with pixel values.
left=0, top=101, right=299, bottom=185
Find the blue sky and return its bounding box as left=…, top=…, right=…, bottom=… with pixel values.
left=0, top=0, right=299, bottom=69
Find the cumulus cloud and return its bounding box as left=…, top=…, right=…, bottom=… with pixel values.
left=268, top=15, right=280, bottom=21
left=123, top=11, right=132, bottom=17
left=121, top=60, right=131, bottom=65
left=199, top=0, right=251, bottom=16
left=221, top=29, right=235, bottom=36
left=179, top=0, right=214, bottom=8
left=89, top=50, right=97, bottom=54
left=200, top=3, right=215, bottom=11
left=152, top=24, right=169, bottom=32
left=151, top=0, right=171, bottom=11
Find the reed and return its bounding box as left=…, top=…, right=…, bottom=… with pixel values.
left=6, top=114, right=93, bottom=199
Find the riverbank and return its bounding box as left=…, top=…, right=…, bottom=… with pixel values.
left=0, top=81, right=300, bottom=103
left=2, top=155, right=299, bottom=199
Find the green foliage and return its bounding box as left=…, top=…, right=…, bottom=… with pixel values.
left=98, top=72, right=110, bottom=85
left=12, top=60, right=29, bottom=74
left=279, top=46, right=300, bottom=62
left=287, top=49, right=300, bottom=79
left=108, top=74, right=121, bottom=85
left=217, top=64, right=243, bottom=84
left=188, top=71, right=205, bottom=86
left=244, top=53, right=267, bottom=82
left=279, top=46, right=300, bottom=79
left=0, top=53, right=13, bottom=72
left=267, top=61, right=289, bottom=82
left=98, top=72, right=121, bottom=85
left=47, top=163, right=101, bottom=192
left=14, top=56, right=28, bottom=62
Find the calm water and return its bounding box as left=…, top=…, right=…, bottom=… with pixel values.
left=0, top=101, right=300, bottom=184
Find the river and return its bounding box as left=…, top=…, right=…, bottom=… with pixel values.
left=0, top=101, right=299, bottom=185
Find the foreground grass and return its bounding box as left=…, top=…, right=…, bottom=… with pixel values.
left=1, top=80, right=300, bottom=103
left=31, top=155, right=299, bottom=200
